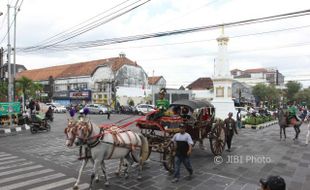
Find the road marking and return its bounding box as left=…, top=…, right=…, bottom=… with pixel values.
left=0, top=159, right=26, bottom=166
left=0, top=169, right=54, bottom=184
left=0, top=165, right=43, bottom=177
left=1, top=173, right=65, bottom=190
left=16, top=127, right=22, bottom=131
left=0, top=156, right=18, bottom=161
left=0, top=153, right=11, bottom=157
left=64, top=183, right=90, bottom=190
left=0, top=161, right=33, bottom=171
left=28, top=178, right=76, bottom=190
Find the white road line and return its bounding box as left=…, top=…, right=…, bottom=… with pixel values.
left=63, top=183, right=90, bottom=190
left=1, top=173, right=65, bottom=190
left=0, top=161, right=33, bottom=171
left=0, top=165, right=43, bottom=177
left=0, top=159, right=27, bottom=166
left=0, top=156, right=18, bottom=161
left=28, top=178, right=76, bottom=190
left=0, top=169, right=54, bottom=184
left=0, top=153, right=11, bottom=158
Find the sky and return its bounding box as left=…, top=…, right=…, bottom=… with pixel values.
left=0, top=0, right=310, bottom=88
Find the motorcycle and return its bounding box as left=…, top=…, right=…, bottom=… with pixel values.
left=29, top=113, right=51, bottom=134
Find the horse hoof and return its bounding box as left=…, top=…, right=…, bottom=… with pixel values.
left=73, top=186, right=79, bottom=190
left=104, top=182, right=110, bottom=186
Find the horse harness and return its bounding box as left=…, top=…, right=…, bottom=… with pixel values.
left=78, top=124, right=140, bottom=160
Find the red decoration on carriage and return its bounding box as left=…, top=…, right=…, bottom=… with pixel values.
left=136, top=99, right=226, bottom=173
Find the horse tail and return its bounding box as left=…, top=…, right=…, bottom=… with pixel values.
left=138, top=134, right=149, bottom=161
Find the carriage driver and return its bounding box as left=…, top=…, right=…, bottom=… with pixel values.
left=170, top=124, right=194, bottom=183
left=149, top=88, right=170, bottom=120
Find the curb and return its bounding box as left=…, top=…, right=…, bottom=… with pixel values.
left=0, top=124, right=30, bottom=134
left=244, top=120, right=278, bottom=130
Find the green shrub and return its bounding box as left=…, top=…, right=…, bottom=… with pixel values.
left=244, top=115, right=275, bottom=125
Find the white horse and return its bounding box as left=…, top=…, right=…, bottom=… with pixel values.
left=65, top=119, right=101, bottom=189
left=69, top=120, right=149, bottom=190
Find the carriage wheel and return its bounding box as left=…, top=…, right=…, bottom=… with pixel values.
left=163, top=142, right=175, bottom=173
left=209, top=124, right=226, bottom=155
left=131, top=137, right=153, bottom=163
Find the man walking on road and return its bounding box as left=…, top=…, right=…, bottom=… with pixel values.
left=170, top=124, right=194, bottom=183
left=224, top=112, right=238, bottom=152
left=236, top=108, right=242, bottom=129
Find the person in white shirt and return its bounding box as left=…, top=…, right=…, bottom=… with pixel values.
left=170, top=124, right=194, bottom=183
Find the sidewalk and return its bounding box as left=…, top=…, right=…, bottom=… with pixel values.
left=0, top=124, right=30, bottom=134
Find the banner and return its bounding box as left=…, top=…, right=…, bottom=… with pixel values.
left=0, top=102, right=21, bottom=116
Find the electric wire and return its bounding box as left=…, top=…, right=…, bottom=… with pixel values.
left=36, top=23, right=310, bottom=52
left=23, top=0, right=150, bottom=51
left=33, top=0, right=132, bottom=46
left=19, top=9, right=310, bottom=52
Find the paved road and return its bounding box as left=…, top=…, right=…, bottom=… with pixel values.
left=0, top=113, right=309, bottom=190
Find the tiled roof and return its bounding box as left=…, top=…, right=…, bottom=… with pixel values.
left=186, top=77, right=213, bottom=90
left=148, top=76, right=162, bottom=85
left=244, top=68, right=267, bottom=73
left=16, top=57, right=138, bottom=81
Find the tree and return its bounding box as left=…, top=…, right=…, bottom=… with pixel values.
left=0, top=81, right=8, bottom=101
left=294, top=88, right=310, bottom=108
left=15, top=77, right=43, bottom=109
left=252, top=83, right=280, bottom=108
left=285, top=81, right=302, bottom=102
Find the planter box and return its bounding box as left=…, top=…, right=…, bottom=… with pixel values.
left=244, top=120, right=278, bottom=130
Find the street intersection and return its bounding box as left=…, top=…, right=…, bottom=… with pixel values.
left=0, top=114, right=309, bottom=190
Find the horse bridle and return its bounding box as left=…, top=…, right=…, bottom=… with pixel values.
left=64, top=120, right=79, bottom=144
left=76, top=122, right=94, bottom=144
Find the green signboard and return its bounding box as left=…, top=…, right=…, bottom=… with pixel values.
left=0, top=102, right=21, bottom=116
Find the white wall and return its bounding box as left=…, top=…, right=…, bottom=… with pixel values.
left=192, top=90, right=213, bottom=100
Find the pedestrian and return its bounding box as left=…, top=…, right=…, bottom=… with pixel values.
left=236, top=108, right=242, bottom=129
left=224, top=112, right=238, bottom=152
left=35, top=100, right=40, bottom=112
left=259, top=175, right=286, bottom=190
left=29, top=99, right=35, bottom=114
left=107, top=106, right=111, bottom=120
left=170, top=124, right=194, bottom=183
left=305, top=109, right=310, bottom=145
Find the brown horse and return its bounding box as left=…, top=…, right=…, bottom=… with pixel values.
left=278, top=109, right=302, bottom=140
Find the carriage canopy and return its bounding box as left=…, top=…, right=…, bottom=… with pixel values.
left=170, top=99, right=214, bottom=110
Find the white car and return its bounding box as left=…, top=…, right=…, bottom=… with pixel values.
left=82, top=104, right=109, bottom=114
left=135, top=104, right=156, bottom=115
left=46, top=103, right=67, bottom=113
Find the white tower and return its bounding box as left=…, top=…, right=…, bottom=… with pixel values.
left=211, top=26, right=236, bottom=120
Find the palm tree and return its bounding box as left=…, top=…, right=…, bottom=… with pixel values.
left=15, top=76, right=34, bottom=108
left=0, top=81, right=8, bottom=101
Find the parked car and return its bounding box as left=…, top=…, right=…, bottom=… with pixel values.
left=119, top=105, right=136, bottom=114
left=82, top=104, right=109, bottom=114
left=46, top=103, right=67, bottom=113
left=135, top=104, right=156, bottom=115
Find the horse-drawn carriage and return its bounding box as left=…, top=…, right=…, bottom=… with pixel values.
left=136, top=99, right=226, bottom=172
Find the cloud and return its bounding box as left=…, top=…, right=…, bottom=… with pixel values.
left=1, top=0, right=310, bottom=88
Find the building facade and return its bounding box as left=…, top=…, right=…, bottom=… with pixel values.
left=16, top=54, right=149, bottom=107
left=231, top=68, right=285, bottom=86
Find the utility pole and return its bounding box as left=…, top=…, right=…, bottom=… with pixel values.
left=7, top=4, right=13, bottom=127
left=7, top=4, right=13, bottom=102
left=152, top=70, right=155, bottom=105
left=12, top=4, right=17, bottom=101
